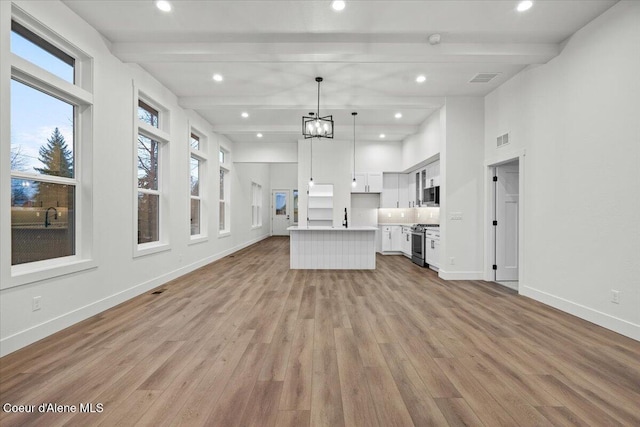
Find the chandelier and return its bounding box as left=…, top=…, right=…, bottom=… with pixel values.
left=302, top=77, right=334, bottom=139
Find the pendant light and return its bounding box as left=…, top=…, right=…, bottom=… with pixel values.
left=351, top=112, right=357, bottom=187
left=302, top=77, right=334, bottom=139
left=309, top=132, right=314, bottom=187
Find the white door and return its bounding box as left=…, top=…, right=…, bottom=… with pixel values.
left=495, top=163, right=519, bottom=281
left=272, top=190, right=290, bottom=236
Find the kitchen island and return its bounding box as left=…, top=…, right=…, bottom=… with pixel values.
left=288, top=226, right=378, bottom=269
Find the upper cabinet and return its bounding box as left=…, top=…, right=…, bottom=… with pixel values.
left=352, top=172, right=383, bottom=193
left=381, top=173, right=409, bottom=208
left=408, top=159, right=440, bottom=207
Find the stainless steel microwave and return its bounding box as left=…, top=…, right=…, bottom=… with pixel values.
left=423, top=186, right=440, bottom=206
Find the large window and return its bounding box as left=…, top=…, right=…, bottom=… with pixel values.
left=219, top=147, right=230, bottom=234
left=251, top=182, right=262, bottom=228
left=135, top=95, right=169, bottom=253
left=189, top=130, right=207, bottom=239
left=8, top=17, right=92, bottom=273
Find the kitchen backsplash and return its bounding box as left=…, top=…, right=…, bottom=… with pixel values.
left=377, top=207, right=440, bottom=224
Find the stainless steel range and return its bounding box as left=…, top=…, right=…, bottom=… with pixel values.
left=411, top=224, right=439, bottom=267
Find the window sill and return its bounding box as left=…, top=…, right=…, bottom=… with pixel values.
left=218, top=231, right=231, bottom=239
left=188, top=235, right=208, bottom=246
left=134, top=242, right=171, bottom=258
left=8, top=257, right=98, bottom=289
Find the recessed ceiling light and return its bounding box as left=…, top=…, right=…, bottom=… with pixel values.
left=517, top=1, right=533, bottom=12
left=155, top=0, right=171, bottom=12
left=332, top=1, right=346, bottom=11
left=379, top=134, right=386, bottom=139
left=395, top=112, right=402, bottom=119
left=416, top=75, right=427, bottom=83
left=257, top=133, right=263, bottom=138
left=212, top=74, right=223, bottom=82
left=241, top=112, right=249, bottom=118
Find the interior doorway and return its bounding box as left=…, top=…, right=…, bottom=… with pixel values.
left=272, top=189, right=291, bottom=235
left=492, top=160, right=519, bottom=288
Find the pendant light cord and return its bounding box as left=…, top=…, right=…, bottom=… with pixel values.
left=352, top=112, right=357, bottom=179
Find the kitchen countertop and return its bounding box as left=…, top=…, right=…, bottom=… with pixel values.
left=288, top=226, right=378, bottom=231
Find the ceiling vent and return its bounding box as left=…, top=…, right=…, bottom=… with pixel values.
left=469, top=72, right=501, bottom=83
left=497, top=133, right=510, bottom=147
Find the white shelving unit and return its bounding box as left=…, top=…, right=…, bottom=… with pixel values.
left=308, top=184, right=333, bottom=227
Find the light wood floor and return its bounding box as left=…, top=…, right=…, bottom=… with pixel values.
left=1, top=237, right=639, bottom=426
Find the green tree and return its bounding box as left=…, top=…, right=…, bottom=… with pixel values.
left=33, top=128, right=73, bottom=209
left=34, top=127, right=73, bottom=177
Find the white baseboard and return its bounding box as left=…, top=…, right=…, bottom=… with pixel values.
left=496, top=281, right=519, bottom=291
left=438, top=269, right=484, bottom=280
left=0, top=234, right=270, bottom=357
left=521, top=286, right=640, bottom=342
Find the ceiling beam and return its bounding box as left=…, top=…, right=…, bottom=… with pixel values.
left=112, top=42, right=559, bottom=65
left=179, top=96, right=445, bottom=110
left=212, top=124, right=418, bottom=135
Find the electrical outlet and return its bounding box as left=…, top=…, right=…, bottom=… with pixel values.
left=449, top=257, right=455, bottom=265
left=32, top=296, right=42, bottom=311
left=611, top=290, right=620, bottom=304
left=450, top=212, right=463, bottom=221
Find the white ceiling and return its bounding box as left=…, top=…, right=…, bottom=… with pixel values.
left=63, top=0, right=616, bottom=144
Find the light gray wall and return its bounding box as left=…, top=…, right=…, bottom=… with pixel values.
left=0, top=0, right=273, bottom=355
left=483, top=0, right=640, bottom=339
left=439, top=98, right=485, bottom=280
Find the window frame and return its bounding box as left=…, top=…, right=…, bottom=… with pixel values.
left=218, top=146, right=230, bottom=237
left=251, top=182, right=262, bottom=229
left=3, top=8, right=95, bottom=288
left=133, top=88, right=171, bottom=257
left=188, top=126, right=208, bottom=244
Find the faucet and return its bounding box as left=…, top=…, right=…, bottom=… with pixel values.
left=343, top=207, right=348, bottom=228
left=45, top=207, right=58, bottom=228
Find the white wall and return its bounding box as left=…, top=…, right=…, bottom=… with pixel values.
left=356, top=140, right=403, bottom=172
left=402, top=109, right=443, bottom=171
left=439, top=98, right=485, bottom=280
left=234, top=142, right=297, bottom=163
left=0, top=0, right=271, bottom=356
left=297, top=139, right=352, bottom=227
left=270, top=163, right=298, bottom=190
left=296, top=138, right=402, bottom=228
left=483, top=0, right=640, bottom=339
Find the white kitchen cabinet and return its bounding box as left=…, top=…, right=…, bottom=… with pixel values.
left=391, top=226, right=402, bottom=251
left=424, top=160, right=441, bottom=189
left=407, top=175, right=416, bottom=208
left=433, top=239, right=440, bottom=268
left=414, top=170, right=422, bottom=206
left=381, top=173, right=410, bottom=208
left=381, top=173, right=399, bottom=208
left=380, top=225, right=402, bottom=253
left=401, top=226, right=412, bottom=256
left=352, top=172, right=383, bottom=193
left=425, top=229, right=440, bottom=269
left=398, top=174, right=409, bottom=208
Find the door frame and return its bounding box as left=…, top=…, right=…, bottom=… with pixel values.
left=484, top=150, right=526, bottom=292
left=271, top=189, right=292, bottom=236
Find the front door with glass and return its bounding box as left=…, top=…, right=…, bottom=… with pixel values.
left=272, top=190, right=290, bottom=235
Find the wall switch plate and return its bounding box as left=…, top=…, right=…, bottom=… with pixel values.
left=450, top=212, right=463, bottom=221
left=611, top=290, right=620, bottom=304
left=400, top=212, right=405, bottom=218
left=32, top=296, right=42, bottom=311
